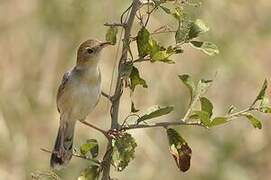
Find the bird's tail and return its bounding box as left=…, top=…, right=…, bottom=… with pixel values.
left=50, top=121, right=76, bottom=169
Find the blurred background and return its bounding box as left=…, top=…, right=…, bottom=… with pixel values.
left=0, top=0, right=271, bottom=179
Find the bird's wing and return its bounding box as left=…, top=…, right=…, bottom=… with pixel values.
left=56, top=71, right=70, bottom=112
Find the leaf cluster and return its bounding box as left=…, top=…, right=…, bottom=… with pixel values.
left=111, top=133, right=137, bottom=171
left=179, top=75, right=270, bottom=129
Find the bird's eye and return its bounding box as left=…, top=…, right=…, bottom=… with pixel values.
left=87, top=48, right=94, bottom=54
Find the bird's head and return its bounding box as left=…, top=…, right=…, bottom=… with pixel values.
left=76, top=39, right=110, bottom=68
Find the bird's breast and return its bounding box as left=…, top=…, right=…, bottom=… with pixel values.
left=57, top=67, right=101, bottom=120
left=70, top=82, right=101, bottom=119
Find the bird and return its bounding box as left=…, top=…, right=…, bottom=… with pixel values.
left=50, top=39, right=110, bottom=169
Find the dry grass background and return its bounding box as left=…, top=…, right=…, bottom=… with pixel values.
left=0, top=0, right=271, bottom=180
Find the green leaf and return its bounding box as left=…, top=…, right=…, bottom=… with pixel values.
left=252, top=79, right=268, bottom=105
left=129, top=66, right=148, bottom=91
left=78, top=165, right=100, bottom=180
left=258, top=95, right=270, bottom=113
left=200, top=97, right=213, bottom=117
left=151, top=50, right=175, bottom=64
left=148, top=38, right=161, bottom=57
left=148, top=39, right=175, bottom=63
left=193, top=110, right=211, bottom=127
left=244, top=113, right=262, bottom=129
left=210, top=117, right=228, bottom=127
left=137, top=27, right=151, bottom=57
left=105, top=26, right=118, bottom=45
left=80, top=139, right=99, bottom=158
left=112, top=133, right=137, bottom=171
left=260, top=106, right=271, bottom=113
left=260, top=96, right=269, bottom=107
left=178, top=74, right=195, bottom=101
left=188, top=19, right=209, bottom=39
left=137, top=105, right=174, bottom=123
left=190, top=41, right=219, bottom=56
left=167, top=128, right=192, bottom=172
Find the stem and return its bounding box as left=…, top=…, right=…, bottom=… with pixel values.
left=133, top=57, right=151, bottom=63
left=122, top=106, right=259, bottom=131
left=40, top=148, right=101, bottom=165
left=79, top=120, right=109, bottom=139
left=101, top=142, right=113, bottom=180
left=122, top=120, right=204, bottom=130
left=183, top=93, right=200, bottom=122
left=101, top=91, right=112, bottom=101
left=226, top=107, right=258, bottom=121
left=110, top=0, right=140, bottom=130
left=104, top=23, right=125, bottom=27
left=101, top=1, right=141, bottom=179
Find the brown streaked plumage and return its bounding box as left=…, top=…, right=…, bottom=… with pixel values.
left=50, top=39, right=109, bottom=169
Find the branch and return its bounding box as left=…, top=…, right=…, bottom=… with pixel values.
left=104, top=22, right=125, bottom=27
left=111, top=0, right=141, bottom=129
left=40, top=148, right=101, bottom=165
left=101, top=91, right=112, bottom=101
left=121, top=106, right=260, bottom=131
left=122, top=120, right=204, bottom=130
left=101, top=1, right=142, bottom=180
left=79, top=120, right=109, bottom=139
left=226, top=107, right=259, bottom=121
left=183, top=93, right=201, bottom=122
left=133, top=57, right=151, bottom=63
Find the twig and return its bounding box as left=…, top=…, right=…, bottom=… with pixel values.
left=144, top=1, right=158, bottom=27
left=122, top=106, right=260, bottom=131
left=121, top=114, right=141, bottom=127
left=101, top=1, right=142, bottom=179
left=122, top=120, right=204, bottom=130
left=101, top=91, right=112, bottom=101
left=40, top=148, right=101, bottom=165
left=183, top=93, right=201, bottom=122
left=104, top=23, right=125, bottom=27
left=226, top=107, right=258, bottom=121
left=111, top=0, right=141, bottom=129
left=133, top=57, right=151, bottom=63
left=121, top=3, right=133, bottom=24
left=79, top=120, right=109, bottom=139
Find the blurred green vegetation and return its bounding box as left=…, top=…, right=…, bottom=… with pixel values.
left=0, top=0, right=270, bottom=180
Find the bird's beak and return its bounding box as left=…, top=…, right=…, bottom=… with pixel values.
left=100, top=41, right=112, bottom=48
